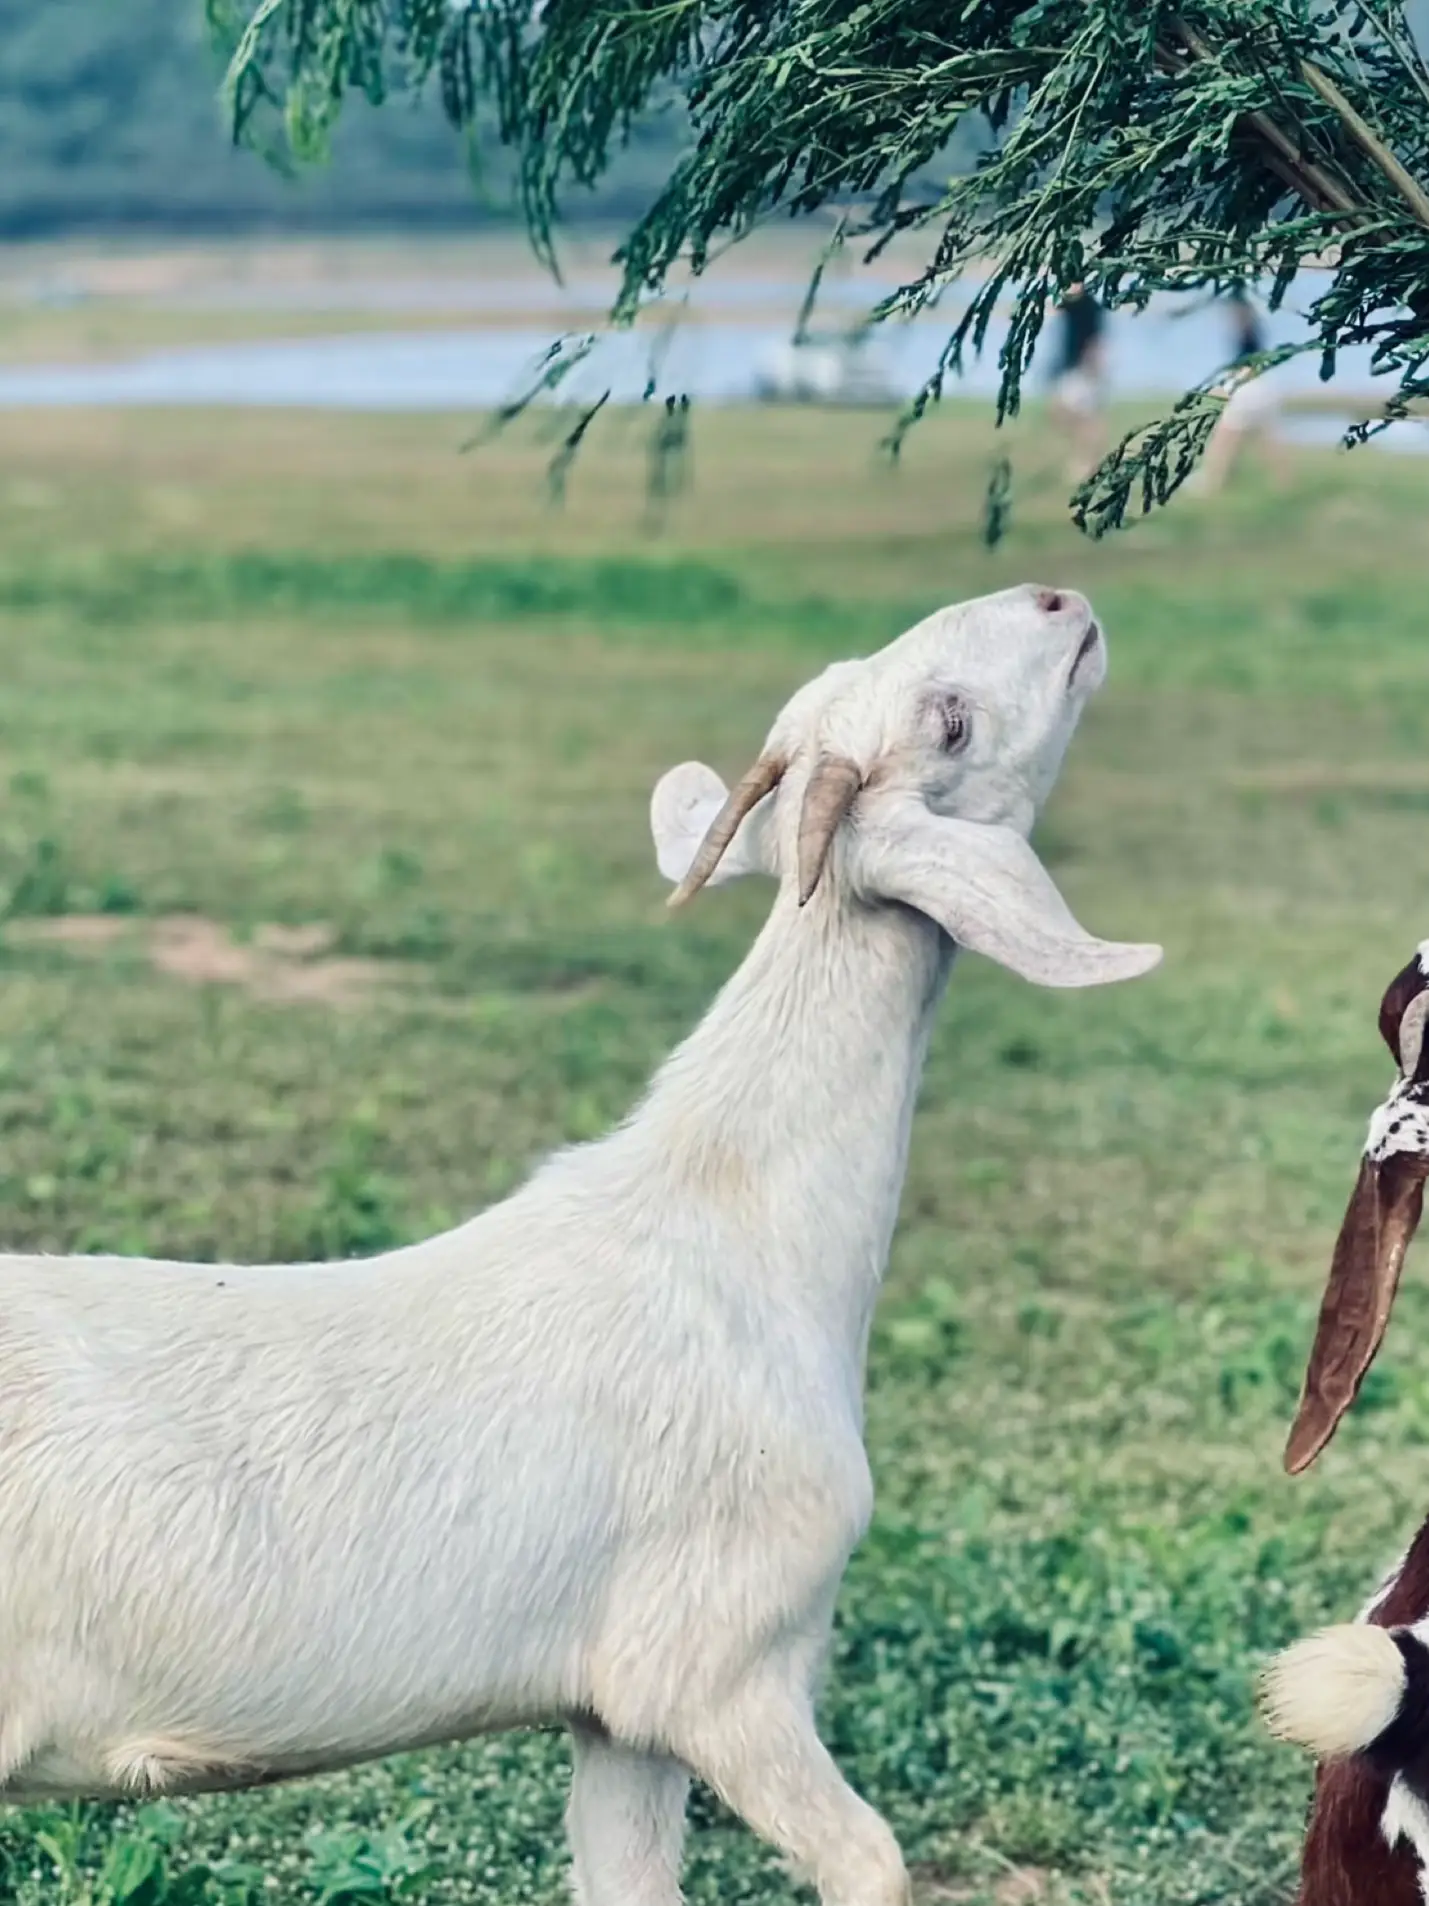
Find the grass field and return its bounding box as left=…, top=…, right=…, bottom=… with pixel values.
left=1, top=396, right=1429, bottom=1905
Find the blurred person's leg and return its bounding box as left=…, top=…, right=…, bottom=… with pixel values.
left=1052, top=369, right=1104, bottom=482
left=1196, top=416, right=1244, bottom=495
left=1072, top=403, right=1105, bottom=483
left=1254, top=397, right=1289, bottom=485
left=1196, top=376, right=1274, bottom=494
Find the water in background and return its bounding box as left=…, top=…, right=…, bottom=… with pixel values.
left=0, top=268, right=1422, bottom=451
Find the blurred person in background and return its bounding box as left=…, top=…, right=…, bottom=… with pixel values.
left=1195, top=286, right=1285, bottom=495
left=1048, top=281, right=1108, bottom=482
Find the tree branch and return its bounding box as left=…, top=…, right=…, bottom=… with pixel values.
left=1297, top=56, right=1429, bottom=229
left=1161, top=19, right=1364, bottom=218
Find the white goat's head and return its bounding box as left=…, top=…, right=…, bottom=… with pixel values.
left=651, top=582, right=1161, bottom=991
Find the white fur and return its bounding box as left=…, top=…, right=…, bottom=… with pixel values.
left=1260, top=1625, right=1407, bottom=1758
left=1398, top=991, right=1429, bottom=1080
left=1383, top=1777, right=1429, bottom=1902
left=650, top=760, right=769, bottom=888
left=0, top=584, right=1158, bottom=1905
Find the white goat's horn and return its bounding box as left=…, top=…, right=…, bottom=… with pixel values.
left=797, top=755, right=863, bottom=906
left=667, top=754, right=785, bottom=908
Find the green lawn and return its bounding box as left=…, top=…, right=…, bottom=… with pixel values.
left=1, top=400, right=1428, bottom=1904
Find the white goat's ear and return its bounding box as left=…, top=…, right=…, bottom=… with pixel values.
left=650, top=762, right=775, bottom=889
left=857, top=796, right=1162, bottom=988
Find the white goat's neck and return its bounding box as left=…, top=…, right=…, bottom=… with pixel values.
left=633, top=886, right=952, bottom=1378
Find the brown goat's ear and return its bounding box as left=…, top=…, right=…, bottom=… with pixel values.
left=1285, top=1151, right=1429, bottom=1474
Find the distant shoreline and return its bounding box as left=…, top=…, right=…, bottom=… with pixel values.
left=0, top=229, right=1347, bottom=308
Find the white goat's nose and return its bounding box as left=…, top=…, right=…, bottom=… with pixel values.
left=1029, top=584, right=1090, bottom=621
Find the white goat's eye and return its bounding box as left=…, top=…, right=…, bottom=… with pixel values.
left=940, top=696, right=971, bottom=752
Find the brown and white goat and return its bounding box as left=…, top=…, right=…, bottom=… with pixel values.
left=1263, top=947, right=1429, bottom=1902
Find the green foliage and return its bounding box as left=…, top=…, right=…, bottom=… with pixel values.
left=0, top=550, right=757, bottom=633
left=24, top=1805, right=262, bottom=1906
left=304, top=1805, right=435, bottom=1903
left=0, top=0, right=683, bottom=236
left=224, top=0, right=1429, bottom=529
left=300, top=1111, right=409, bottom=1259
left=0, top=814, right=144, bottom=924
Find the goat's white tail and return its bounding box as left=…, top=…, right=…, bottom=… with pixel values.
left=1260, top=1624, right=1415, bottom=1761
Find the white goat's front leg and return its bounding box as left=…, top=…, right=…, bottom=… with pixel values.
left=566, top=1719, right=690, bottom=1906
left=672, top=1677, right=909, bottom=1906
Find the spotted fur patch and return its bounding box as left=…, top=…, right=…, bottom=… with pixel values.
left=1366, top=1083, right=1429, bottom=1165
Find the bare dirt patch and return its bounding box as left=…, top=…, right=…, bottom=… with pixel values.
left=6, top=913, right=407, bottom=1009
left=7, top=913, right=129, bottom=948
left=917, top=1869, right=1053, bottom=1905
left=994, top=1874, right=1051, bottom=1906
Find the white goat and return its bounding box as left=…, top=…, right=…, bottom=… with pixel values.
left=0, top=583, right=1160, bottom=1906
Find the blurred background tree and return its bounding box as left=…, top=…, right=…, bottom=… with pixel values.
left=0, top=0, right=683, bottom=236
left=211, top=0, right=1429, bottom=527
left=0, top=0, right=986, bottom=238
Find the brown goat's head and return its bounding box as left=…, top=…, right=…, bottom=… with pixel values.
left=1286, top=948, right=1429, bottom=1475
